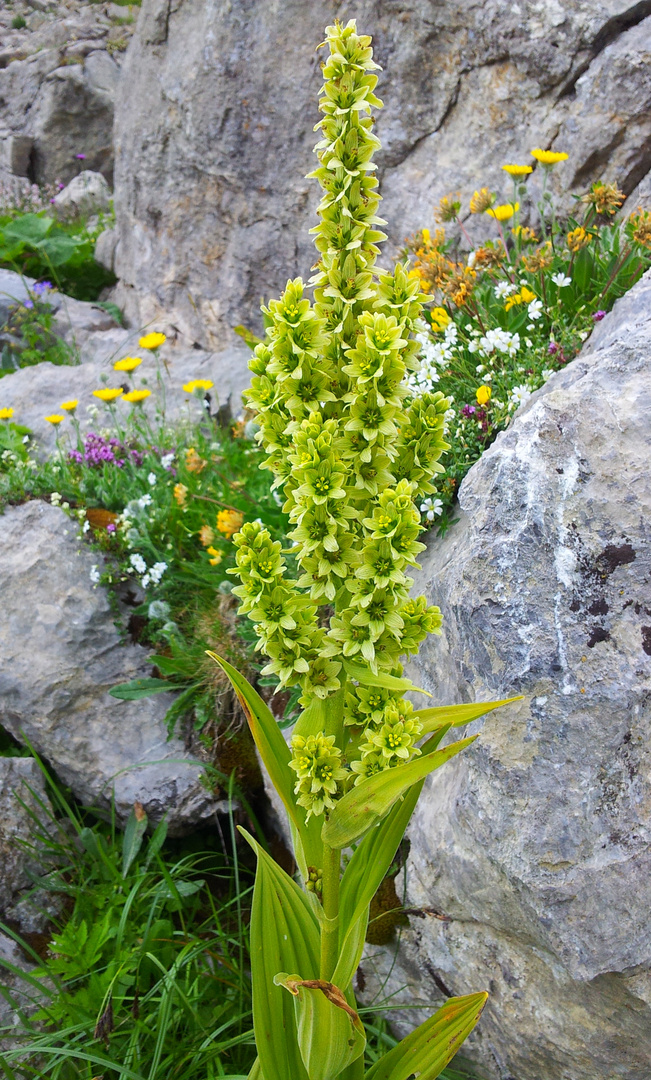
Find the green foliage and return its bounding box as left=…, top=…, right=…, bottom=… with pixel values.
left=213, top=19, right=513, bottom=1080
left=407, top=173, right=651, bottom=529
left=0, top=210, right=116, bottom=301
left=11, top=14, right=27, bottom=28
left=1, top=290, right=74, bottom=377
left=0, top=771, right=256, bottom=1080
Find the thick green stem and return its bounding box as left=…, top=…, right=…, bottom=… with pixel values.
left=319, top=842, right=341, bottom=980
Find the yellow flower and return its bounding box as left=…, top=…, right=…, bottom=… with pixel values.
left=199, top=524, right=215, bottom=546
left=93, top=388, right=123, bottom=402
left=60, top=399, right=78, bottom=411
left=113, top=356, right=142, bottom=372
left=0, top=407, right=14, bottom=420
left=185, top=447, right=207, bottom=473
left=183, top=379, right=214, bottom=393
left=217, top=508, right=244, bottom=539
left=567, top=226, right=591, bottom=252
left=45, top=414, right=64, bottom=425
left=629, top=208, right=651, bottom=248
left=581, top=181, right=625, bottom=217
left=435, top=193, right=461, bottom=223
left=502, top=164, right=533, bottom=176
left=476, top=385, right=492, bottom=406
left=139, top=332, right=166, bottom=350
left=469, top=187, right=494, bottom=214
left=207, top=545, right=223, bottom=566
left=430, top=307, right=451, bottom=332
left=123, top=389, right=152, bottom=403
left=504, top=284, right=537, bottom=311
left=486, top=202, right=519, bottom=222
left=421, top=227, right=430, bottom=243
left=512, top=225, right=538, bottom=243
left=519, top=286, right=536, bottom=303
left=174, top=483, right=188, bottom=506
left=530, top=148, right=568, bottom=165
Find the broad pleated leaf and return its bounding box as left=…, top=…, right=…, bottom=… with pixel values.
left=415, top=697, right=521, bottom=736
left=207, top=652, right=322, bottom=870
left=240, top=829, right=320, bottom=1080
left=334, top=782, right=423, bottom=988
left=365, top=993, right=488, bottom=1080
left=274, top=974, right=365, bottom=1080
left=322, top=735, right=477, bottom=849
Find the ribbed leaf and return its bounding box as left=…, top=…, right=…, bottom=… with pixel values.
left=239, top=829, right=320, bottom=1080
left=274, top=974, right=365, bottom=1080
left=207, top=652, right=322, bottom=871
left=334, top=782, right=422, bottom=988
left=342, top=661, right=431, bottom=696
left=415, top=697, right=521, bottom=736
left=365, top=993, right=488, bottom=1080
left=322, top=735, right=477, bottom=849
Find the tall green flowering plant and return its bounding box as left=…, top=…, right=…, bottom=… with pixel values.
left=210, top=20, right=514, bottom=1080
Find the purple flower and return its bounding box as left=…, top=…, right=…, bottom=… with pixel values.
left=23, top=299, right=34, bottom=309
left=75, top=154, right=86, bottom=160
left=547, top=341, right=559, bottom=355
left=33, top=281, right=52, bottom=295
left=68, top=449, right=83, bottom=464
left=461, top=404, right=476, bottom=418
left=592, top=310, right=606, bottom=322
left=106, top=523, right=116, bottom=534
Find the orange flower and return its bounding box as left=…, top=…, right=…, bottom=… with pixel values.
left=199, top=524, right=215, bottom=546
left=173, top=483, right=188, bottom=506
left=185, top=447, right=207, bottom=473
left=216, top=508, right=244, bottom=539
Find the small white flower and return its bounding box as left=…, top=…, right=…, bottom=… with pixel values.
left=141, top=574, right=150, bottom=588
left=130, top=553, right=147, bottom=575
left=420, top=497, right=443, bottom=522
left=149, top=561, right=168, bottom=584
left=494, top=281, right=517, bottom=299
left=579, top=330, right=589, bottom=341
left=541, top=368, right=554, bottom=381
left=525, top=337, right=533, bottom=348
left=467, top=251, right=477, bottom=268
left=50, top=491, right=62, bottom=505
left=482, top=372, right=492, bottom=382
left=138, top=493, right=153, bottom=508
left=90, top=564, right=101, bottom=584
left=82, top=519, right=90, bottom=533
left=148, top=471, right=157, bottom=486
left=161, top=452, right=175, bottom=469
left=551, top=272, right=572, bottom=288
left=509, top=383, right=533, bottom=408
left=528, top=299, right=543, bottom=320
left=475, top=364, right=484, bottom=373
left=22, top=435, right=29, bottom=444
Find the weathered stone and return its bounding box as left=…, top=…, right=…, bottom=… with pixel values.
left=0, top=132, right=32, bottom=177
left=363, top=270, right=651, bottom=1079
left=113, top=0, right=651, bottom=346
left=94, top=225, right=118, bottom=273
left=0, top=500, right=226, bottom=832
left=0, top=757, right=59, bottom=935
left=52, top=169, right=111, bottom=221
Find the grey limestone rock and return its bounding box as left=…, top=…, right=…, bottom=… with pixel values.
left=0, top=757, right=59, bottom=935
left=113, top=0, right=651, bottom=347
left=0, top=500, right=225, bottom=832
left=52, top=169, right=111, bottom=222
left=361, top=271, right=651, bottom=1078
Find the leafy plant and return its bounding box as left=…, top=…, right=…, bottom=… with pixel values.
left=1, top=285, right=74, bottom=377
left=0, top=211, right=115, bottom=301
left=405, top=160, right=651, bottom=529
left=209, top=20, right=515, bottom=1080
left=0, top=766, right=256, bottom=1079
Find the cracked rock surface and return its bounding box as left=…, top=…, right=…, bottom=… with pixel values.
left=0, top=500, right=226, bottom=832
left=113, top=0, right=651, bottom=346
left=359, top=270, right=651, bottom=1078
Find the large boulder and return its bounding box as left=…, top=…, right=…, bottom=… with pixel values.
left=113, top=0, right=651, bottom=346
left=0, top=500, right=227, bottom=832
left=52, top=169, right=111, bottom=222
left=361, top=272, right=651, bottom=1078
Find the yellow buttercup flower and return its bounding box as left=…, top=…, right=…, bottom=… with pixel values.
left=45, top=414, right=64, bottom=425
left=430, top=307, right=451, bottom=332
left=502, top=164, right=533, bottom=176
left=217, top=508, right=244, bottom=539
left=123, top=389, right=151, bottom=403
left=183, top=379, right=214, bottom=393
left=567, top=226, right=591, bottom=252
left=476, top=385, right=492, bottom=406
left=486, top=202, right=519, bottom=222
left=93, top=388, right=123, bottom=403
left=114, top=356, right=142, bottom=372
left=519, top=286, right=536, bottom=303
left=139, top=332, right=167, bottom=350
left=207, top=545, right=223, bottom=566
left=60, top=399, right=78, bottom=411
left=0, top=407, right=14, bottom=420
left=530, top=149, right=568, bottom=165
left=504, top=285, right=536, bottom=311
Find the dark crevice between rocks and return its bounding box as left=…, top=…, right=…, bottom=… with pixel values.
left=557, top=1, right=651, bottom=99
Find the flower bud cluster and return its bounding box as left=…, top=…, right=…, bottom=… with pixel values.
left=234, top=21, right=450, bottom=817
